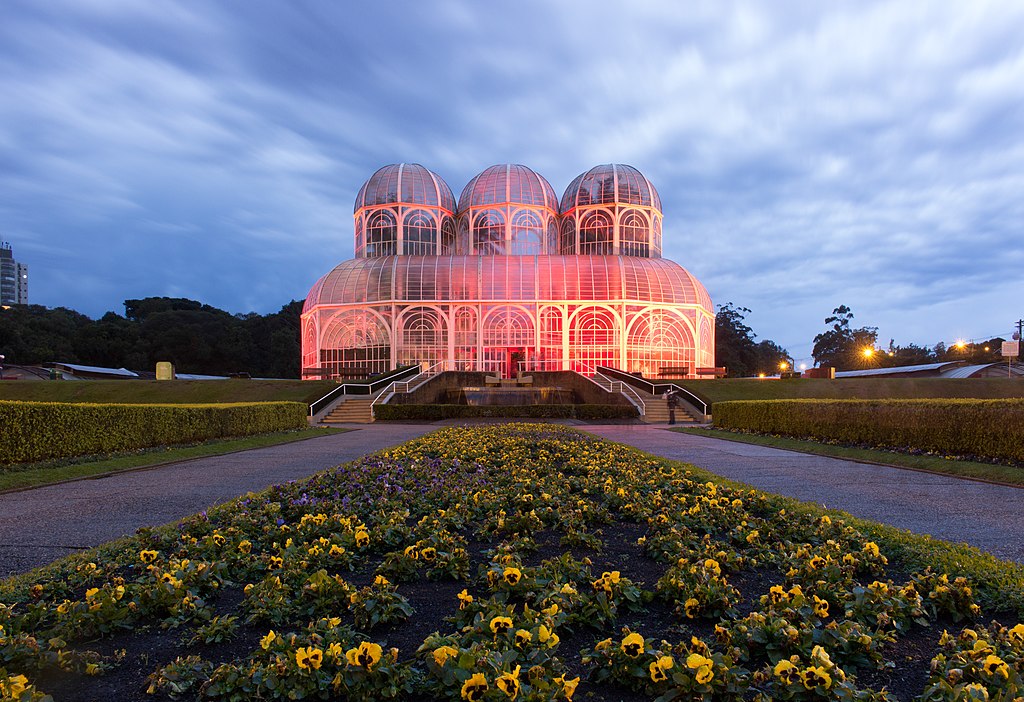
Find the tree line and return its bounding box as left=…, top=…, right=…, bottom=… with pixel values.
left=0, top=297, right=301, bottom=378
left=715, top=303, right=1007, bottom=377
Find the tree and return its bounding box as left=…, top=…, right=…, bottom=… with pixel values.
left=715, top=303, right=790, bottom=377
left=811, top=305, right=877, bottom=369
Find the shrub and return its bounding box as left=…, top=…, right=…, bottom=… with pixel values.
left=0, top=401, right=307, bottom=465
left=373, top=403, right=637, bottom=421
left=713, top=399, right=1024, bottom=463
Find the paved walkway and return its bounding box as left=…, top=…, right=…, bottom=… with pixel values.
left=584, top=426, right=1024, bottom=564
left=0, top=425, right=435, bottom=577
left=3, top=423, right=1022, bottom=578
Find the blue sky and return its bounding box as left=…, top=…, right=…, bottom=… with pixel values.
left=2, top=1, right=1022, bottom=364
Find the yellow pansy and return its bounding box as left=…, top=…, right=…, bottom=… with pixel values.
left=432, top=645, right=459, bottom=666
left=621, top=632, right=645, bottom=657
left=461, top=672, right=488, bottom=701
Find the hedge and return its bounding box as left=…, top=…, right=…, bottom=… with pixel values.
left=0, top=401, right=308, bottom=466
left=373, top=404, right=638, bottom=421
left=713, top=398, right=1024, bottom=463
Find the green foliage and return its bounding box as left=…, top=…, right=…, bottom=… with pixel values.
left=714, top=398, right=1024, bottom=463
left=374, top=404, right=637, bottom=421
left=811, top=305, right=879, bottom=369
left=0, top=297, right=302, bottom=378
left=0, top=401, right=307, bottom=465
left=715, top=303, right=790, bottom=377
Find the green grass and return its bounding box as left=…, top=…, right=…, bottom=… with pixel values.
left=674, top=377, right=1024, bottom=407
left=0, top=427, right=346, bottom=493
left=677, top=426, right=1024, bottom=486
left=0, top=379, right=338, bottom=405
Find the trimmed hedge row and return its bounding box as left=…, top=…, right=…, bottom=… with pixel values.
left=713, top=398, right=1024, bottom=463
left=0, top=401, right=308, bottom=466
left=373, top=403, right=638, bottom=421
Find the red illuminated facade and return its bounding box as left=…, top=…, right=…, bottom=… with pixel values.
left=302, top=163, right=714, bottom=378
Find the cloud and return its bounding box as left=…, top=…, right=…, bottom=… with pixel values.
left=0, top=0, right=1021, bottom=353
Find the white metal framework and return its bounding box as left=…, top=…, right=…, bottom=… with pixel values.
left=303, top=163, right=714, bottom=379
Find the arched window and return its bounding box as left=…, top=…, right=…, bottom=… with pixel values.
left=510, top=209, right=542, bottom=255
left=399, top=307, right=445, bottom=367
left=560, top=218, right=576, bottom=255
left=483, top=306, right=534, bottom=347
left=546, top=217, right=558, bottom=255
left=403, top=210, right=436, bottom=255
left=453, top=306, right=478, bottom=371
left=619, top=210, right=649, bottom=257
left=440, top=217, right=457, bottom=255
left=473, top=210, right=505, bottom=255
left=319, top=310, right=391, bottom=377
left=571, top=306, right=618, bottom=370
left=366, top=210, right=397, bottom=257
left=579, top=210, right=613, bottom=255
left=626, top=309, right=694, bottom=377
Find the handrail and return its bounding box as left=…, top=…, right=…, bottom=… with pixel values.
left=370, top=361, right=448, bottom=414
left=595, top=365, right=709, bottom=417
left=308, top=365, right=418, bottom=417
left=596, top=372, right=646, bottom=415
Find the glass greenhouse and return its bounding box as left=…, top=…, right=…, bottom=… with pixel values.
left=302, top=163, right=714, bottom=378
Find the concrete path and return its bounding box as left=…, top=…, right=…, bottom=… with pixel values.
left=584, top=425, right=1024, bottom=564
left=0, top=425, right=435, bottom=577
left=3, top=423, right=1022, bottom=578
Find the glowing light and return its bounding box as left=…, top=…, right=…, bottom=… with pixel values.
left=779, top=361, right=788, bottom=371
left=954, top=339, right=967, bottom=350
left=799, top=363, right=807, bottom=370
left=758, top=373, right=766, bottom=378
left=984, top=346, right=990, bottom=351
left=862, top=348, right=874, bottom=358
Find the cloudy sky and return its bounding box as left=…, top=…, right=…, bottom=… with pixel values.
left=2, top=1, right=1022, bottom=364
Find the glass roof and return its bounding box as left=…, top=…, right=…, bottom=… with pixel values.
left=559, top=164, right=662, bottom=213
left=354, top=164, right=457, bottom=214
left=458, top=164, right=559, bottom=211
left=306, top=255, right=712, bottom=311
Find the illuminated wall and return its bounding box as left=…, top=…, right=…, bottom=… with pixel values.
left=302, top=163, right=714, bottom=378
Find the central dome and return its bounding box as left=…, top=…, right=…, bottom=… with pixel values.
left=456, top=164, right=559, bottom=255
left=458, top=164, right=558, bottom=211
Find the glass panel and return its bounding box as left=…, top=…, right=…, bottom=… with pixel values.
left=473, top=209, right=505, bottom=255
left=366, top=209, right=397, bottom=257
left=579, top=210, right=613, bottom=255
left=403, top=209, right=437, bottom=255
left=510, top=209, right=542, bottom=255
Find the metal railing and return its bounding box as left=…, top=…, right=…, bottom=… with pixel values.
left=370, top=361, right=449, bottom=414
left=595, top=365, right=709, bottom=417
left=308, top=365, right=418, bottom=417
left=595, top=372, right=646, bottom=415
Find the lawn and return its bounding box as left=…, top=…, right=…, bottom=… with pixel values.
left=673, top=378, right=1024, bottom=408
left=0, top=379, right=337, bottom=406
left=1, top=424, right=1022, bottom=701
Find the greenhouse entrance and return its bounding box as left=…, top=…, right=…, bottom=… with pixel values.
left=506, top=348, right=527, bottom=378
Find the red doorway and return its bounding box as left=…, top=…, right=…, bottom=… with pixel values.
left=506, top=348, right=527, bottom=378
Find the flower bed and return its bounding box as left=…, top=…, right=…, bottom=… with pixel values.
left=1, top=424, right=1023, bottom=701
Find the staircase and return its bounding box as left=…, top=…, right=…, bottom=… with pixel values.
left=631, top=387, right=698, bottom=425
left=320, top=396, right=376, bottom=424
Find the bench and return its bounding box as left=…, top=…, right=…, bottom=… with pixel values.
left=658, top=366, right=692, bottom=377
left=485, top=375, right=501, bottom=386
left=695, top=366, right=727, bottom=378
